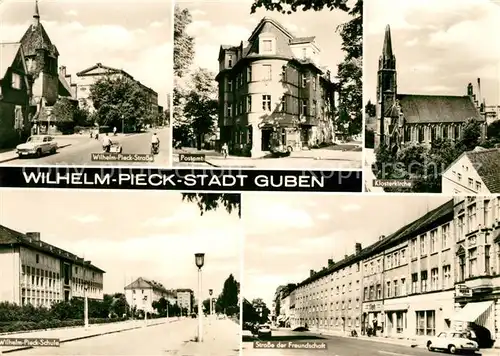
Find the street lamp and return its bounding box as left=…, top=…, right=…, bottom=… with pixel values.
left=121, top=115, right=125, bottom=134
left=143, top=296, right=148, bottom=323
left=209, top=289, right=213, bottom=316
left=83, top=281, right=89, bottom=330
left=194, top=253, right=205, bottom=342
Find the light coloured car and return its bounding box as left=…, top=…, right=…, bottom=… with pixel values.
left=16, top=135, right=57, bottom=158
left=257, top=324, right=272, bottom=338
left=426, top=331, right=479, bottom=354
left=109, top=142, right=122, bottom=153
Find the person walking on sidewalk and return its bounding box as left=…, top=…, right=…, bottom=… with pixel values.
left=221, top=142, right=228, bottom=159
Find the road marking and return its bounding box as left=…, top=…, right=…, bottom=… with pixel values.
left=378, top=351, right=414, bottom=356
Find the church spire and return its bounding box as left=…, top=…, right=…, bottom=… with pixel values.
left=33, top=0, right=40, bottom=25
left=382, top=25, right=393, bottom=58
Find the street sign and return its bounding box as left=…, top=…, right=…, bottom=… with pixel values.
left=455, top=284, right=472, bottom=297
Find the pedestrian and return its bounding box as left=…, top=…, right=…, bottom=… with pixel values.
left=222, top=142, right=228, bottom=158
left=113, top=126, right=117, bottom=136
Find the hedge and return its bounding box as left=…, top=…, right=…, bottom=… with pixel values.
left=0, top=317, right=129, bottom=333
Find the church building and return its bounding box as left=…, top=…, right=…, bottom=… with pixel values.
left=375, top=25, right=487, bottom=152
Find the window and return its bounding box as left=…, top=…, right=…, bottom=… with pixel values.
left=281, top=66, right=287, bottom=82
left=247, top=66, right=252, bottom=82
left=430, top=230, right=437, bottom=253
left=262, top=39, right=273, bottom=52
left=468, top=178, right=474, bottom=189
left=247, top=96, right=252, bottom=112
left=36, top=254, right=39, bottom=263
left=468, top=204, right=477, bottom=232
left=411, top=273, right=418, bottom=293
left=401, top=249, right=406, bottom=263
left=226, top=105, right=232, bottom=117
left=228, top=80, right=232, bottom=92
left=443, top=265, right=451, bottom=289
left=393, top=280, right=398, bottom=297
left=313, top=77, right=317, bottom=91
left=396, top=312, right=404, bottom=333
left=302, top=47, right=307, bottom=59
left=301, top=74, right=307, bottom=88
left=416, top=310, right=435, bottom=336
left=299, top=99, right=307, bottom=116
left=228, top=54, right=233, bottom=68
left=431, top=268, right=439, bottom=291
left=370, top=261, right=374, bottom=274
left=476, top=181, right=482, bottom=192
left=459, top=255, right=466, bottom=282
left=386, top=281, right=391, bottom=298
left=421, top=271, right=428, bottom=292
left=401, top=278, right=406, bottom=296
left=420, top=235, right=427, bottom=255
left=280, top=96, right=286, bottom=112
left=457, top=215, right=465, bottom=240
left=263, top=65, right=272, bottom=81
left=484, top=200, right=491, bottom=227
left=262, top=95, right=271, bottom=111
left=348, top=282, right=352, bottom=292
left=442, top=224, right=449, bottom=249
left=369, top=285, right=374, bottom=299
left=376, top=284, right=382, bottom=299
left=485, top=245, right=490, bottom=274
left=457, top=173, right=462, bottom=182
left=11, top=73, right=21, bottom=89
left=386, top=255, right=392, bottom=269
left=411, top=238, right=417, bottom=258
left=469, top=248, right=477, bottom=277
left=364, top=287, right=368, bottom=300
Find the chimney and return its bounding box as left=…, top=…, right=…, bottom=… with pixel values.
left=328, top=259, right=334, bottom=268
left=310, top=269, right=315, bottom=277
left=345, top=254, right=348, bottom=259
left=467, top=83, right=473, bottom=97
left=355, top=243, right=362, bottom=254
left=26, top=232, right=41, bottom=241
left=379, top=235, right=385, bottom=241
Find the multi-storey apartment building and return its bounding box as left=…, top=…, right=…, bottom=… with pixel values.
left=124, top=277, right=174, bottom=315
left=0, top=225, right=105, bottom=307
left=292, top=243, right=364, bottom=333
left=281, top=197, right=500, bottom=345
left=215, top=17, right=338, bottom=157
left=176, top=289, right=194, bottom=313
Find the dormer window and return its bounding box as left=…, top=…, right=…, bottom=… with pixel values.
left=228, top=54, right=233, bottom=68
left=259, top=34, right=276, bottom=55
left=11, top=73, right=21, bottom=90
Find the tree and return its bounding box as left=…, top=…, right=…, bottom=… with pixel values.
left=174, top=5, right=195, bottom=78
left=487, top=120, right=500, bottom=141
left=456, top=118, right=481, bottom=152
left=242, top=298, right=260, bottom=324
left=182, top=68, right=219, bottom=149
left=251, top=0, right=350, bottom=13
left=365, top=100, right=376, bottom=117
left=152, top=297, right=170, bottom=317
left=182, top=193, right=241, bottom=218
left=89, top=76, right=149, bottom=132
left=216, top=274, right=240, bottom=316
left=252, top=298, right=270, bottom=323
left=52, top=98, right=76, bottom=123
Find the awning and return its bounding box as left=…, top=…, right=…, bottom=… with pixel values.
left=452, top=301, right=494, bottom=323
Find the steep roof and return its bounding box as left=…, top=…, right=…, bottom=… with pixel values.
left=397, top=94, right=484, bottom=124
left=19, top=21, right=58, bottom=58
left=124, top=277, right=170, bottom=293
left=465, top=148, right=500, bottom=193
left=289, top=36, right=316, bottom=45
left=295, top=199, right=454, bottom=288
left=0, top=43, right=22, bottom=80
left=0, top=225, right=105, bottom=273
left=58, top=73, right=75, bottom=98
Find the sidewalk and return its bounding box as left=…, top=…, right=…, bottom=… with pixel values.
left=0, top=317, right=174, bottom=353
left=315, top=329, right=499, bottom=356
left=176, top=316, right=240, bottom=356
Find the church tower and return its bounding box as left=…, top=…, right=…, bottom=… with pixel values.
left=375, top=25, right=397, bottom=149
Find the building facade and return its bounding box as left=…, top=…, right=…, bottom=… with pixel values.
left=442, top=148, right=500, bottom=195
left=0, top=226, right=105, bottom=308
left=74, top=63, right=158, bottom=120
left=280, top=197, right=500, bottom=345
left=375, top=25, right=487, bottom=152
left=124, top=277, right=173, bottom=315
left=215, top=17, right=339, bottom=157
left=0, top=43, right=32, bottom=149
left=176, top=289, right=194, bottom=313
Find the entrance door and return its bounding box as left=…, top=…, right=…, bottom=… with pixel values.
left=261, top=129, right=272, bottom=151
left=301, top=127, right=309, bottom=146
left=64, top=290, right=70, bottom=302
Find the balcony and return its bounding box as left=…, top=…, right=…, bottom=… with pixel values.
left=464, top=276, right=493, bottom=293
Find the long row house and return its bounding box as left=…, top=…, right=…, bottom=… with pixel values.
left=276, top=196, right=500, bottom=347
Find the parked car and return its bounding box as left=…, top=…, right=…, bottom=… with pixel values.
left=16, top=135, right=57, bottom=158
left=109, top=142, right=122, bottom=153
left=257, top=324, right=272, bottom=338
left=426, top=331, right=479, bottom=354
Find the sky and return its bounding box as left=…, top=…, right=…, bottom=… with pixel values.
left=364, top=0, right=500, bottom=107
left=177, top=0, right=353, bottom=76
left=0, top=190, right=241, bottom=302
left=243, top=193, right=450, bottom=309
left=0, top=0, right=172, bottom=107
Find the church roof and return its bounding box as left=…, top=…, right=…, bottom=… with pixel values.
left=0, top=43, right=22, bottom=80
left=19, top=2, right=58, bottom=58
left=396, top=94, right=484, bottom=124
left=465, top=148, right=500, bottom=193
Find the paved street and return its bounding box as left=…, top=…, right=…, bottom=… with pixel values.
left=4, top=316, right=239, bottom=355
left=243, top=328, right=493, bottom=356
left=0, top=128, right=170, bottom=166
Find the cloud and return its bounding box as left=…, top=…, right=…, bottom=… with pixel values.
left=317, top=213, right=330, bottom=220
left=72, top=215, right=101, bottom=224
left=66, top=10, right=78, bottom=16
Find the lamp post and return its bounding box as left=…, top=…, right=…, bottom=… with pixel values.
left=84, top=281, right=89, bottom=330
left=143, top=296, right=148, bottom=323
left=209, top=289, right=213, bottom=316
left=121, top=115, right=125, bottom=134
left=195, top=253, right=205, bottom=342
